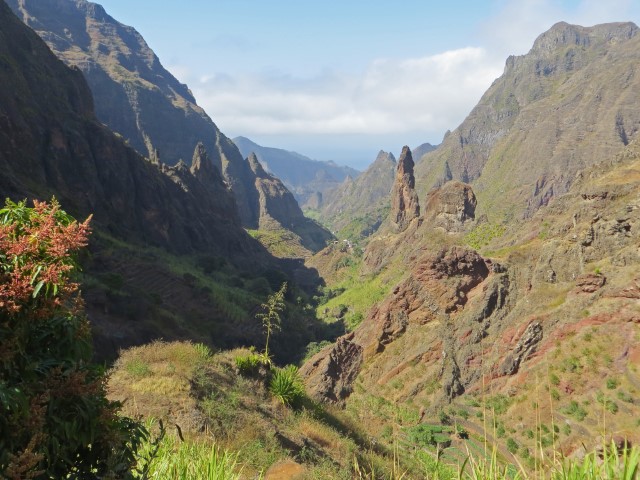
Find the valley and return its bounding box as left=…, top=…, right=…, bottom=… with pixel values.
left=0, top=1, right=639, bottom=479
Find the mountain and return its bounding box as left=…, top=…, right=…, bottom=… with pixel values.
left=302, top=21, right=640, bottom=463
left=7, top=0, right=333, bottom=252
left=317, top=150, right=397, bottom=240
left=412, top=142, right=438, bottom=162
left=415, top=21, right=640, bottom=221
left=0, top=0, right=328, bottom=361
left=304, top=137, right=640, bottom=456
left=233, top=136, right=360, bottom=208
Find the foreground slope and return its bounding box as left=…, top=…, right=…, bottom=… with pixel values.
left=415, top=21, right=640, bottom=221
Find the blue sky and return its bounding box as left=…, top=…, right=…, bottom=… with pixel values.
left=98, top=0, right=640, bottom=169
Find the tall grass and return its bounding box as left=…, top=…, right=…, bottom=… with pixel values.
left=459, top=442, right=639, bottom=480
left=135, top=422, right=241, bottom=479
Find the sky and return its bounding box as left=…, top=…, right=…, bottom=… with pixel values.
left=97, top=0, right=640, bottom=170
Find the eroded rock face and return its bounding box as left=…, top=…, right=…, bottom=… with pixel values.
left=301, top=246, right=491, bottom=404
left=300, top=334, right=363, bottom=405
left=390, top=146, right=420, bottom=231
left=499, top=322, right=543, bottom=375
left=424, top=181, right=477, bottom=232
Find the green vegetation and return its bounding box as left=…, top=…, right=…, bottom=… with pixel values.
left=246, top=228, right=311, bottom=258
left=256, top=283, right=287, bottom=359
left=269, top=365, right=305, bottom=406
left=465, top=222, right=506, bottom=250
left=0, top=199, right=144, bottom=478
left=135, top=421, right=240, bottom=479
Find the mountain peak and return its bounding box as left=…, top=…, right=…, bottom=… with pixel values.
left=373, top=150, right=396, bottom=166
left=247, top=152, right=269, bottom=178
left=530, top=21, right=638, bottom=55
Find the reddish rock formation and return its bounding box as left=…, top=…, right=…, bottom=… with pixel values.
left=390, top=146, right=420, bottom=231
left=574, top=273, right=606, bottom=294
left=301, top=246, right=491, bottom=404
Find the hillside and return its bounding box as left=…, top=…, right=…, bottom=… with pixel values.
left=233, top=136, right=359, bottom=209
left=304, top=129, right=640, bottom=470
left=301, top=21, right=640, bottom=472
left=415, top=21, right=640, bottom=221
left=7, top=0, right=333, bottom=253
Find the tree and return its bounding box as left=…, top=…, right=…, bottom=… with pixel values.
left=255, top=282, right=287, bottom=360
left=0, top=199, right=144, bottom=479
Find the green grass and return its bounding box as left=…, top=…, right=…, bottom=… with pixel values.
left=465, top=223, right=506, bottom=250
left=317, top=266, right=398, bottom=330
left=135, top=421, right=241, bottom=479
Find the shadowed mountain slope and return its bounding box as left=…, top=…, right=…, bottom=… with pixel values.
left=7, top=0, right=332, bottom=252
left=0, top=0, right=329, bottom=361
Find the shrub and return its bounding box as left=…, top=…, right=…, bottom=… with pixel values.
left=269, top=365, right=305, bottom=407
left=235, top=352, right=266, bottom=376
left=0, top=199, right=145, bottom=478
left=506, top=438, right=519, bottom=454
left=606, top=377, right=619, bottom=389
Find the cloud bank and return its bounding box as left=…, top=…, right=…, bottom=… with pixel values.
left=187, top=46, right=502, bottom=140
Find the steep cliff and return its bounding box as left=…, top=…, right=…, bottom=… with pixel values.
left=7, top=0, right=327, bottom=241
left=389, top=146, right=420, bottom=231
left=0, top=0, right=250, bottom=256
left=246, top=153, right=334, bottom=255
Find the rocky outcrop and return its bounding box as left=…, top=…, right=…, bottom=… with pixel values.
left=190, top=142, right=224, bottom=185
left=390, top=146, right=420, bottom=231
left=574, top=273, right=606, bottom=294
left=424, top=181, right=477, bottom=232
left=302, top=246, right=491, bottom=404
left=498, top=322, right=543, bottom=375
left=300, top=334, right=363, bottom=405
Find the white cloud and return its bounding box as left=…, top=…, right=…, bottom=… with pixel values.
left=190, top=47, right=502, bottom=139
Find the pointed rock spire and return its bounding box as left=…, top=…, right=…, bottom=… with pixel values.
left=390, top=146, right=420, bottom=231
left=190, top=142, right=222, bottom=183
left=247, top=152, right=269, bottom=178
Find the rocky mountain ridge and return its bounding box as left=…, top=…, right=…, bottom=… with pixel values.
left=7, top=0, right=333, bottom=253
left=0, top=0, right=329, bottom=361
